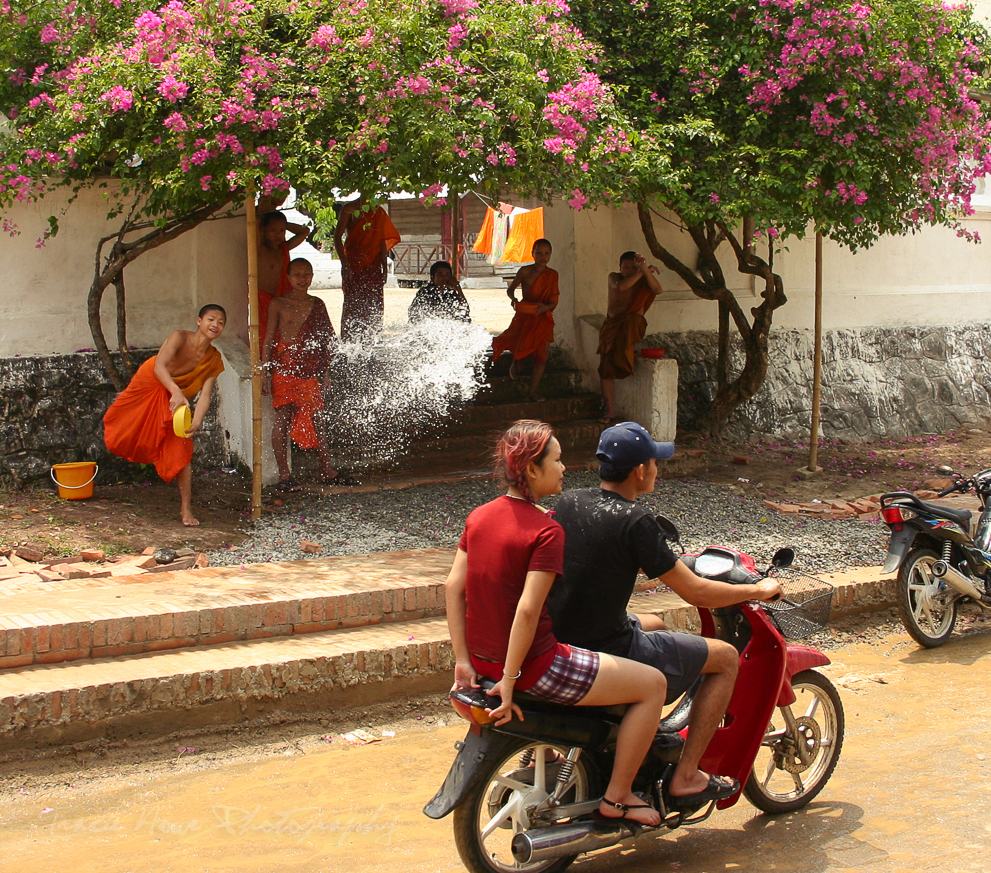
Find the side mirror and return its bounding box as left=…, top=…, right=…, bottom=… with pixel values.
left=655, top=515, right=683, bottom=554
left=769, top=547, right=795, bottom=570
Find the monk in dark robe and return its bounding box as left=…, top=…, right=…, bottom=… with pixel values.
left=262, top=258, right=356, bottom=490
left=491, top=239, right=558, bottom=402
left=334, top=198, right=401, bottom=342
left=257, top=210, right=310, bottom=343
left=597, top=251, right=664, bottom=423
left=103, top=305, right=227, bottom=526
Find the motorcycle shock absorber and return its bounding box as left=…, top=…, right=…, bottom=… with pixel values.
left=518, top=748, right=535, bottom=768
left=942, top=541, right=953, bottom=563
left=548, top=748, right=582, bottom=806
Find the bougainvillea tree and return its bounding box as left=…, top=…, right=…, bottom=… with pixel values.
left=0, top=0, right=630, bottom=387
left=570, top=0, right=991, bottom=432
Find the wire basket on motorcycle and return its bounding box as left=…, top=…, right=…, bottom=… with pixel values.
left=763, top=569, right=833, bottom=639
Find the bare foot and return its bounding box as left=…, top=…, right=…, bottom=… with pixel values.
left=668, top=768, right=712, bottom=797
left=182, top=513, right=200, bottom=527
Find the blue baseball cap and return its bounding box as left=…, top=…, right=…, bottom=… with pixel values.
left=596, top=422, right=675, bottom=470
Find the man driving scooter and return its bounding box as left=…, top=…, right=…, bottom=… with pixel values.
left=547, top=422, right=782, bottom=808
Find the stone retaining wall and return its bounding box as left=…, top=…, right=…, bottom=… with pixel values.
left=655, top=323, right=991, bottom=441
left=0, top=351, right=225, bottom=487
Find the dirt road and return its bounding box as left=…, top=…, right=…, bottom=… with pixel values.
left=1, top=622, right=989, bottom=873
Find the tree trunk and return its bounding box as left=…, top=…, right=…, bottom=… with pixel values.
left=89, top=201, right=230, bottom=390
left=636, top=203, right=787, bottom=435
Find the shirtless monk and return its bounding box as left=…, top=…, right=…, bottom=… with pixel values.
left=103, top=305, right=227, bottom=526
left=333, top=197, right=401, bottom=342
left=598, top=250, right=664, bottom=423
left=491, top=238, right=558, bottom=402
left=262, top=259, right=357, bottom=490
left=257, top=210, right=310, bottom=343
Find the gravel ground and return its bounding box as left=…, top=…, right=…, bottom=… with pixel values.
left=206, top=471, right=888, bottom=573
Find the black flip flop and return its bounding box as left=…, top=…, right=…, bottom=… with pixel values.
left=666, top=773, right=739, bottom=810
left=322, top=472, right=361, bottom=487
left=592, top=797, right=659, bottom=829
left=276, top=477, right=302, bottom=493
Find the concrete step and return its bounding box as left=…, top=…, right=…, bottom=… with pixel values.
left=0, top=552, right=896, bottom=751
left=472, top=370, right=585, bottom=406
left=450, top=390, right=601, bottom=428
left=0, top=550, right=452, bottom=669
left=0, top=616, right=454, bottom=749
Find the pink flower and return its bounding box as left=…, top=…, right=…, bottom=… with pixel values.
left=163, top=112, right=187, bottom=132
left=200, top=175, right=212, bottom=191
left=100, top=86, right=133, bottom=112
left=568, top=189, right=588, bottom=210
left=157, top=75, right=189, bottom=103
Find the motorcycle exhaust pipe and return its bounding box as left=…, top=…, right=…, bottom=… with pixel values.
left=930, top=561, right=991, bottom=604
left=511, top=820, right=630, bottom=864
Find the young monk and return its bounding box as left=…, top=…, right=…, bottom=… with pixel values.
left=103, top=305, right=227, bottom=526
left=333, top=197, right=401, bottom=342
left=598, top=251, right=664, bottom=424
left=408, top=260, right=471, bottom=324
left=257, top=210, right=310, bottom=343
left=261, top=258, right=357, bottom=490
left=491, top=239, right=558, bottom=402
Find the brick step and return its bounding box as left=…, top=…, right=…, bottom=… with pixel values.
left=0, top=550, right=452, bottom=669
left=471, top=370, right=585, bottom=405
left=0, top=616, right=454, bottom=750
left=388, top=418, right=607, bottom=474
left=448, top=392, right=602, bottom=428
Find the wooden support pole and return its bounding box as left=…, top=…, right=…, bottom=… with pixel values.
left=808, top=231, right=823, bottom=473
left=450, top=191, right=461, bottom=280
left=246, top=189, right=262, bottom=519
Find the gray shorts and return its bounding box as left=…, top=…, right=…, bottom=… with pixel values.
left=626, top=616, right=710, bottom=704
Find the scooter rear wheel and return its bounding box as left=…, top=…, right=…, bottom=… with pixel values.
left=897, top=547, right=958, bottom=647
left=744, top=669, right=844, bottom=814
left=451, top=740, right=599, bottom=873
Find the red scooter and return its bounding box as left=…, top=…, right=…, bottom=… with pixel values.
left=424, top=520, right=844, bottom=873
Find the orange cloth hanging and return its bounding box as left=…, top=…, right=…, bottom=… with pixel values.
left=491, top=268, right=559, bottom=364
left=473, top=207, right=496, bottom=255
left=103, top=350, right=225, bottom=484
left=500, top=208, right=544, bottom=263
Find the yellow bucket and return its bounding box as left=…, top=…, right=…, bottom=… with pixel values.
left=51, top=462, right=98, bottom=500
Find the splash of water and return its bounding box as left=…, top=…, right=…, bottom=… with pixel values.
left=321, top=317, right=493, bottom=469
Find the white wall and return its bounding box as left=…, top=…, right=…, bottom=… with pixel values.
left=0, top=183, right=247, bottom=357
left=561, top=201, right=991, bottom=336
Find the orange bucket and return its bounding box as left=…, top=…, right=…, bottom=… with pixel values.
left=51, top=462, right=98, bottom=500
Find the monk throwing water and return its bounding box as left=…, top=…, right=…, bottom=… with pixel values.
left=262, top=258, right=356, bottom=490
left=491, top=239, right=558, bottom=402
left=103, top=305, right=227, bottom=526
left=334, top=197, right=401, bottom=342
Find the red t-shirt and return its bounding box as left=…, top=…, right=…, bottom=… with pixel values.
left=460, top=495, right=564, bottom=689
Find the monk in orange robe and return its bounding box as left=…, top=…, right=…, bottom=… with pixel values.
left=597, top=251, right=664, bottom=423
left=257, top=210, right=310, bottom=343
left=491, top=239, right=559, bottom=401
left=262, top=258, right=356, bottom=490
left=334, top=198, right=401, bottom=342
left=103, top=305, right=227, bottom=526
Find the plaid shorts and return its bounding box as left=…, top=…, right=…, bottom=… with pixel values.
left=527, top=645, right=600, bottom=705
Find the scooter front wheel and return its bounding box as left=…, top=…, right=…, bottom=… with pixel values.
left=451, top=740, right=599, bottom=873
left=897, top=547, right=958, bottom=647
left=744, top=669, right=844, bottom=814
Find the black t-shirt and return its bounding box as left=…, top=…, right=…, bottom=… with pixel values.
left=547, top=488, right=678, bottom=654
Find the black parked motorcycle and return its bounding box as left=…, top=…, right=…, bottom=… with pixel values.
left=880, top=466, right=991, bottom=647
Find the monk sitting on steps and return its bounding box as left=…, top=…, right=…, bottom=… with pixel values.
left=598, top=250, right=664, bottom=424
left=103, top=305, right=227, bottom=526
left=262, top=258, right=358, bottom=491
left=491, top=238, right=558, bottom=402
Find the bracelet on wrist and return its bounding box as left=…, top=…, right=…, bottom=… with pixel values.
left=503, top=668, right=522, bottom=680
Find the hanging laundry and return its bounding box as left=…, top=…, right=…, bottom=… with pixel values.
left=489, top=211, right=510, bottom=264
left=472, top=207, right=495, bottom=255
left=500, top=207, right=544, bottom=263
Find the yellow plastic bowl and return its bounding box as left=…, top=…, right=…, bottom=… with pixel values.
left=173, top=405, right=192, bottom=438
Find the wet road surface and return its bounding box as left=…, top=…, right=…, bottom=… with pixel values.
left=1, top=624, right=989, bottom=873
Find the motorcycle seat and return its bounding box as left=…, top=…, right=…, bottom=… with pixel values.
left=887, top=492, right=972, bottom=528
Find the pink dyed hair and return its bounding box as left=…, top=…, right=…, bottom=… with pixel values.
left=494, top=420, right=555, bottom=504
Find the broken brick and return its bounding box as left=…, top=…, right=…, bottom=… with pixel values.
left=80, top=549, right=106, bottom=563
left=14, top=545, right=44, bottom=563
left=301, top=541, right=322, bottom=555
